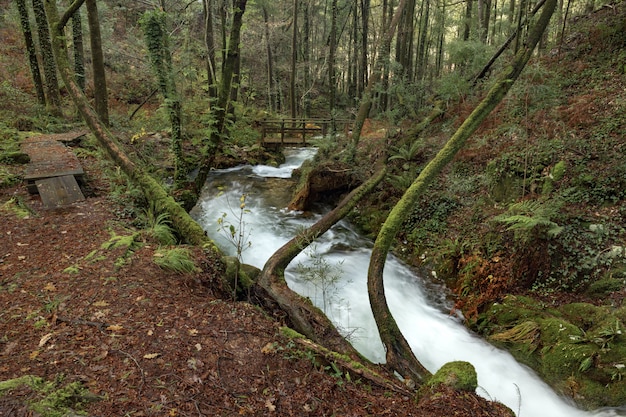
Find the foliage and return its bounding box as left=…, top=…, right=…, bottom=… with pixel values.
left=139, top=206, right=177, bottom=245
left=493, top=199, right=564, bottom=242
left=295, top=244, right=347, bottom=316
left=153, top=247, right=198, bottom=274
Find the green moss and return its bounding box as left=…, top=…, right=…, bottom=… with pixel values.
left=0, top=376, right=98, bottom=417
left=427, top=361, right=477, bottom=392
left=557, top=303, right=604, bottom=330
left=586, top=277, right=625, bottom=297
left=279, top=326, right=306, bottom=339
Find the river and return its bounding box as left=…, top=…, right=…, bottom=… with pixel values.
left=191, top=147, right=625, bottom=417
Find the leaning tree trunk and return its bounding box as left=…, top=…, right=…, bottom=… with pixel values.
left=256, top=167, right=387, bottom=355
left=43, top=0, right=215, bottom=250
left=16, top=0, right=46, bottom=105
left=367, top=0, right=557, bottom=384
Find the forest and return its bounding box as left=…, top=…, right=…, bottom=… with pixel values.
left=1, top=0, right=625, bottom=415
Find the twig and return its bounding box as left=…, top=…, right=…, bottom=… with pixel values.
left=113, top=349, right=145, bottom=395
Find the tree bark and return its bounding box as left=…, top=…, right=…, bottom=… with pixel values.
left=86, top=0, right=109, bottom=125
left=256, top=167, right=387, bottom=355
left=16, top=0, right=46, bottom=106
left=367, top=0, right=557, bottom=384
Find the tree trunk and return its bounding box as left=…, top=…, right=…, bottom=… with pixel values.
left=71, top=5, right=85, bottom=91
left=32, top=0, right=61, bottom=114
left=203, top=0, right=217, bottom=99
left=328, top=0, right=338, bottom=117
left=16, top=0, right=46, bottom=106
left=195, top=0, right=248, bottom=192
left=359, top=0, right=370, bottom=96
left=86, top=0, right=109, bottom=125
left=43, top=0, right=214, bottom=250
left=350, top=0, right=408, bottom=161
left=141, top=9, right=185, bottom=185
left=367, top=0, right=557, bottom=384
left=289, top=0, right=298, bottom=119
left=256, top=167, right=387, bottom=355
left=262, top=6, right=277, bottom=113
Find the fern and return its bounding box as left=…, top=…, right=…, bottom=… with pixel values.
left=494, top=199, right=563, bottom=240
left=153, top=248, right=198, bottom=274
left=388, top=139, right=425, bottom=162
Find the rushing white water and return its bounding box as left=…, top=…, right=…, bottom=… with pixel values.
left=191, top=148, right=625, bottom=417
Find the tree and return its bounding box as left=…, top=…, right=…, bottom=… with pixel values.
left=366, top=0, right=557, bottom=383
left=289, top=0, right=298, bottom=119
left=71, top=5, right=85, bottom=91
left=43, top=0, right=213, bottom=250
left=86, top=0, right=109, bottom=125
left=202, top=0, right=217, bottom=99
left=32, top=0, right=61, bottom=114
left=15, top=0, right=45, bottom=105
left=140, top=9, right=185, bottom=185
left=195, top=0, right=248, bottom=192
left=350, top=0, right=409, bottom=160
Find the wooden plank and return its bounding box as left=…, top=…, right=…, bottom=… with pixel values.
left=21, top=138, right=84, bottom=181
left=35, top=175, right=85, bottom=209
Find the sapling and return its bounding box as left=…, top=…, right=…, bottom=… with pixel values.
left=217, top=194, right=252, bottom=299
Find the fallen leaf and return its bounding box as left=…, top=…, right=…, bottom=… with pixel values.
left=38, top=333, right=54, bottom=347
left=188, top=328, right=199, bottom=336
left=29, top=351, right=39, bottom=360
left=195, top=343, right=202, bottom=351
left=106, top=324, right=124, bottom=332
left=43, top=282, right=56, bottom=292
left=18, top=256, right=26, bottom=261
left=261, top=342, right=275, bottom=354
left=265, top=399, right=276, bottom=412
left=143, top=353, right=160, bottom=359
left=147, top=329, right=154, bottom=336
left=92, top=300, right=109, bottom=307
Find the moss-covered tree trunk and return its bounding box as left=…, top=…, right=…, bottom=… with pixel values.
left=71, top=5, right=85, bottom=91
left=367, top=0, right=557, bottom=384
left=16, top=0, right=46, bottom=106
left=140, top=9, right=185, bottom=185
left=32, top=0, right=61, bottom=114
left=86, top=0, right=108, bottom=125
left=195, top=0, right=247, bottom=192
left=256, top=167, right=387, bottom=355
left=43, top=0, right=215, bottom=250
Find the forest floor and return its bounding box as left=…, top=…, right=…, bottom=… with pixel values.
left=0, top=149, right=515, bottom=415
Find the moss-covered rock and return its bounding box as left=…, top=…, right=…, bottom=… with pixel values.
left=478, top=296, right=626, bottom=409
left=427, top=361, right=478, bottom=392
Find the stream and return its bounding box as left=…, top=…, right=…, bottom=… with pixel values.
left=191, top=148, right=625, bottom=417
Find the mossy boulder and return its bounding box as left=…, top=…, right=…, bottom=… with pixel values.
left=479, top=296, right=626, bottom=410
left=427, top=361, right=478, bottom=392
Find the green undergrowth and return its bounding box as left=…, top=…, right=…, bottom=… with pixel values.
left=0, top=375, right=99, bottom=417
left=477, top=295, right=626, bottom=409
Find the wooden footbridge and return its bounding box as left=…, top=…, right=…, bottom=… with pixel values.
left=21, top=130, right=88, bottom=209
left=259, top=118, right=352, bottom=147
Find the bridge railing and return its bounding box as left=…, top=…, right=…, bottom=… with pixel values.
left=258, top=118, right=353, bottom=146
